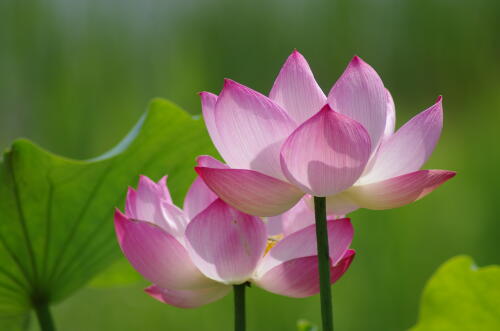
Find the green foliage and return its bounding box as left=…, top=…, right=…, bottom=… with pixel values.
left=411, top=256, right=500, bottom=331
left=297, top=319, right=318, bottom=331
left=0, top=99, right=214, bottom=324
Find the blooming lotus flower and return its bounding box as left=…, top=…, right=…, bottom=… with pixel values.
left=196, top=50, right=456, bottom=217
left=114, top=174, right=354, bottom=308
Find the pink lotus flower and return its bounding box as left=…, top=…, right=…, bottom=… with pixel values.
left=114, top=174, right=354, bottom=308
left=196, top=51, right=456, bottom=217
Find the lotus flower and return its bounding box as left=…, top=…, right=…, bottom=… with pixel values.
left=196, top=50, right=456, bottom=217
left=114, top=174, right=354, bottom=308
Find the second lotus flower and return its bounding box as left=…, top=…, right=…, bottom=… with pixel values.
left=196, top=50, right=456, bottom=216
left=114, top=174, right=354, bottom=308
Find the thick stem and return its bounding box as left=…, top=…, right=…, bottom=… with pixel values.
left=233, top=284, right=246, bottom=331
left=34, top=303, right=55, bottom=331
left=314, top=196, right=334, bottom=331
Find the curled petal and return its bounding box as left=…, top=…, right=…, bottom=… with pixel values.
left=214, top=79, right=297, bottom=179
left=114, top=211, right=212, bottom=290
left=280, top=105, right=371, bottom=197
left=255, top=250, right=355, bottom=298
left=328, top=56, right=388, bottom=152
left=185, top=199, right=267, bottom=284
left=200, top=92, right=226, bottom=154
left=383, top=89, right=396, bottom=140
left=348, top=169, right=456, bottom=209
left=269, top=50, right=327, bottom=124
left=256, top=219, right=353, bottom=277
left=195, top=166, right=303, bottom=217
left=360, top=97, right=444, bottom=183
left=145, top=284, right=231, bottom=309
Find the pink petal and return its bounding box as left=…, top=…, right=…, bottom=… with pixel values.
left=196, top=155, right=229, bottom=169
left=145, top=284, right=231, bottom=309
left=114, top=211, right=212, bottom=290
left=384, top=89, right=396, bottom=139
left=185, top=199, right=267, bottom=284
left=348, top=169, right=456, bottom=209
left=328, top=56, right=388, bottom=152
left=269, top=50, right=326, bottom=124
left=200, top=92, right=225, bottom=154
left=126, top=176, right=188, bottom=237
left=183, top=176, right=218, bottom=220
left=256, top=219, right=353, bottom=277
left=324, top=193, right=359, bottom=216
left=195, top=166, right=303, bottom=217
left=255, top=249, right=355, bottom=298
left=279, top=198, right=315, bottom=236
left=280, top=105, right=371, bottom=197
left=360, top=97, right=444, bottom=183
left=214, top=79, right=297, bottom=179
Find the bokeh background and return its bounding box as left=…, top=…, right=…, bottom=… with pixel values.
left=1, top=0, right=500, bottom=330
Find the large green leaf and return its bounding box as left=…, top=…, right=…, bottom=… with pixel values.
left=0, top=99, right=214, bottom=323
left=410, top=255, right=500, bottom=331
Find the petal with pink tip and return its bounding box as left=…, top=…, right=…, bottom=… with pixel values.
left=328, top=56, right=388, bottom=151
left=145, top=284, right=231, bottom=309
left=185, top=199, right=267, bottom=284
left=255, top=249, right=355, bottom=298
left=280, top=105, right=371, bottom=197
left=348, top=169, right=456, bottom=209
left=114, top=211, right=212, bottom=290
left=195, top=166, right=303, bottom=217
left=183, top=176, right=218, bottom=220
left=360, top=97, right=443, bottom=184
left=256, top=219, right=353, bottom=277
left=269, top=50, right=326, bottom=124
left=214, top=79, right=297, bottom=179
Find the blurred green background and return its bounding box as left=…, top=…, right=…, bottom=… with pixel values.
left=1, top=0, right=499, bottom=330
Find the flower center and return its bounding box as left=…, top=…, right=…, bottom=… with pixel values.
left=264, top=234, right=283, bottom=255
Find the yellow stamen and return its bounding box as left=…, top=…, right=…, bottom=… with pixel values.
left=264, top=234, right=283, bottom=255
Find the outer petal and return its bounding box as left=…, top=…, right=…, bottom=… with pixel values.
left=269, top=50, right=326, bottom=124
left=255, top=219, right=353, bottom=277
left=328, top=56, right=388, bottom=152
left=255, top=250, right=355, bottom=298
left=359, top=97, right=444, bottom=184
left=185, top=199, right=267, bottom=284
left=183, top=176, right=218, bottom=221
left=145, top=284, right=231, bottom=309
left=347, top=169, right=456, bottom=209
left=280, top=105, right=371, bottom=197
left=114, top=211, right=213, bottom=290
left=214, top=79, right=297, bottom=179
left=195, top=166, right=304, bottom=217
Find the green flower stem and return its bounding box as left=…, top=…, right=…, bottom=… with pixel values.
left=314, top=196, right=334, bottom=331
left=233, top=284, right=246, bottom=331
left=34, top=303, right=55, bottom=331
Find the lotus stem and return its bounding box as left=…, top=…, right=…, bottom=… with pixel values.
left=233, top=283, right=246, bottom=331
left=314, top=196, right=334, bottom=331
left=34, top=303, right=55, bottom=331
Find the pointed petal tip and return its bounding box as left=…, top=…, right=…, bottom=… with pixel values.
left=351, top=55, right=363, bottom=65
left=436, top=95, right=443, bottom=103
